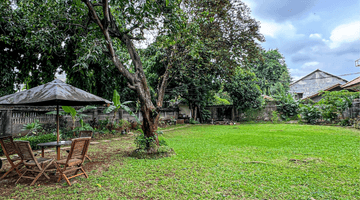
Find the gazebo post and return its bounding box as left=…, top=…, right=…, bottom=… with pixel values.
left=56, top=104, right=60, bottom=160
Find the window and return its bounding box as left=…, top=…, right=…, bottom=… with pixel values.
left=296, top=93, right=303, bottom=100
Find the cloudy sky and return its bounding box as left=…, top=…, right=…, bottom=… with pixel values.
left=242, top=0, right=360, bottom=82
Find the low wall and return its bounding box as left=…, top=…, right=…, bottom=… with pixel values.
left=204, top=102, right=277, bottom=122
left=0, top=106, right=178, bottom=136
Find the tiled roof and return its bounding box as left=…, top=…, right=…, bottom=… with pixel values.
left=342, top=76, right=360, bottom=89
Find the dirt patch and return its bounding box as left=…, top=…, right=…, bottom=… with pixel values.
left=0, top=135, right=135, bottom=198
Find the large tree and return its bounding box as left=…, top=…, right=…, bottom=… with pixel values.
left=143, top=0, right=265, bottom=122
left=1, top=0, right=264, bottom=148
left=75, top=0, right=264, bottom=147
left=251, top=49, right=291, bottom=94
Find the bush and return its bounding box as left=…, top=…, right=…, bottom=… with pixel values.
left=17, top=133, right=57, bottom=151
left=299, top=104, right=322, bottom=124
left=271, top=83, right=299, bottom=121
left=0, top=133, right=57, bottom=156
left=189, top=118, right=199, bottom=124
left=317, top=90, right=359, bottom=123
left=271, top=111, right=280, bottom=123
left=339, top=118, right=351, bottom=127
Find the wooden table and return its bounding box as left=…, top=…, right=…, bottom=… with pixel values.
left=37, top=141, right=72, bottom=160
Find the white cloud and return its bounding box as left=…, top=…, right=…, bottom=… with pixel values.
left=301, top=61, right=319, bottom=69
left=309, top=33, right=322, bottom=39
left=260, top=20, right=299, bottom=38
left=301, top=13, right=321, bottom=24
left=328, top=21, right=360, bottom=49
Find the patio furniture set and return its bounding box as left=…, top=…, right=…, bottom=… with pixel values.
left=0, top=79, right=111, bottom=186
left=0, top=130, right=93, bottom=186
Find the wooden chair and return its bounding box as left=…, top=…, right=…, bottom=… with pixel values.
left=14, top=141, right=55, bottom=186
left=67, top=131, right=93, bottom=162
left=55, top=137, right=91, bottom=186
left=0, top=136, right=24, bottom=180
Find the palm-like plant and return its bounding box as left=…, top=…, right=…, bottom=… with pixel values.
left=21, top=119, right=42, bottom=136
left=104, top=90, right=139, bottom=128
left=46, top=105, right=97, bottom=135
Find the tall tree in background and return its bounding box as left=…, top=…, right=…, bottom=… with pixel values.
left=143, top=0, right=264, bottom=121
left=1, top=0, right=264, bottom=147
left=224, top=68, right=263, bottom=114
left=77, top=0, right=264, bottom=146
left=251, top=49, right=291, bottom=94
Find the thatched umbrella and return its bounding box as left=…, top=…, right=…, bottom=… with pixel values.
left=0, top=79, right=111, bottom=159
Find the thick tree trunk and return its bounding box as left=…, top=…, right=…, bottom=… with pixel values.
left=141, top=105, right=160, bottom=148
left=83, top=0, right=171, bottom=149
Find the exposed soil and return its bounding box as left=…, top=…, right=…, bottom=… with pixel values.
left=0, top=134, right=135, bottom=197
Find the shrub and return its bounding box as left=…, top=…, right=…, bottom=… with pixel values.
left=299, top=104, right=322, bottom=124
left=244, top=108, right=262, bottom=121
left=189, top=118, right=199, bottom=124
left=17, top=133, right=57, bottom=151
left=271, top=83, right=299, bottom=121
left=339, top=118, right=351, bottom=127
left=271, top=111, right=280, bottom=123
left=317, top=90, right=359, bottom=123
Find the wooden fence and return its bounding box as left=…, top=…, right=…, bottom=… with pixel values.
left=0, top=106, right=178, bottom=136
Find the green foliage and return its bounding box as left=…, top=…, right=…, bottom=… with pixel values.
left=189, top=118, right=200, bottom=124
left=224, top=68, right=263, bottom=113
left=317, top=90, right=359, bottom=122
left=134, top=132, right=156, bottom=150
left=73, top=119, right=94, bottom=133
left=212, top=95, right=231, bottom=105
left=339, top=118, right=351, bottom=127
left=103, top=90, right=139, bottom=124
left=200, top=109, right=211, bottom=121
left=17, top=133, right=57, bottom=151
left=98, top=118, right=111, bottom=130
left=117, top=119, right=130, bottom=129
left=46, top=105, right=96, bottom=130
left=271, top=111, right=280, bottom=123
left=21, top=120, right=43, bottom=135
left=243, top=108, right=262, bottom=121
left=299, top=104, right=321, bottom=124
left=251, top=49, right=291, bottom=94
left=271, top=83, right=299, bottom=120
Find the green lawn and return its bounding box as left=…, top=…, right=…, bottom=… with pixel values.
left=3, top=124, right=360, bottom=199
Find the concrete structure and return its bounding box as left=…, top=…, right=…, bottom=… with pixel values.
left=290, top=69, right=348, bottom=100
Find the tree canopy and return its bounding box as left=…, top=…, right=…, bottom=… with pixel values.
left=251, top=49, right=291, bottom=94
left=1, top=0, right=265, bottom=147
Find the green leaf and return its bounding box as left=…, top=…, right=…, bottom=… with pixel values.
left=62, top=106, right=77, bottom=117
left=113, top=90, right=120, bottom=107
left=103, top=105, right=117, bottom=114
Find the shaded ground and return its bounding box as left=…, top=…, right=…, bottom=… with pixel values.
left=0, top=133, right=136, bottom=197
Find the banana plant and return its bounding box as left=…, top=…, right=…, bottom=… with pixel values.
left=104, top=90, right=140, bottom=127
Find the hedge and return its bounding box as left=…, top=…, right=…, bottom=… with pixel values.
left=0, top=134, right=57, bottom=156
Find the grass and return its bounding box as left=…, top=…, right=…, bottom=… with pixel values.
left=2, top=124, right=360, bottom=199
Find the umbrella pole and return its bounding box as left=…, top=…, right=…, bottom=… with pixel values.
left=57, top=104, right=60, bottom=160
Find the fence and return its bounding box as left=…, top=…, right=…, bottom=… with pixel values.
left=0, top=105, right=178, bottom=136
